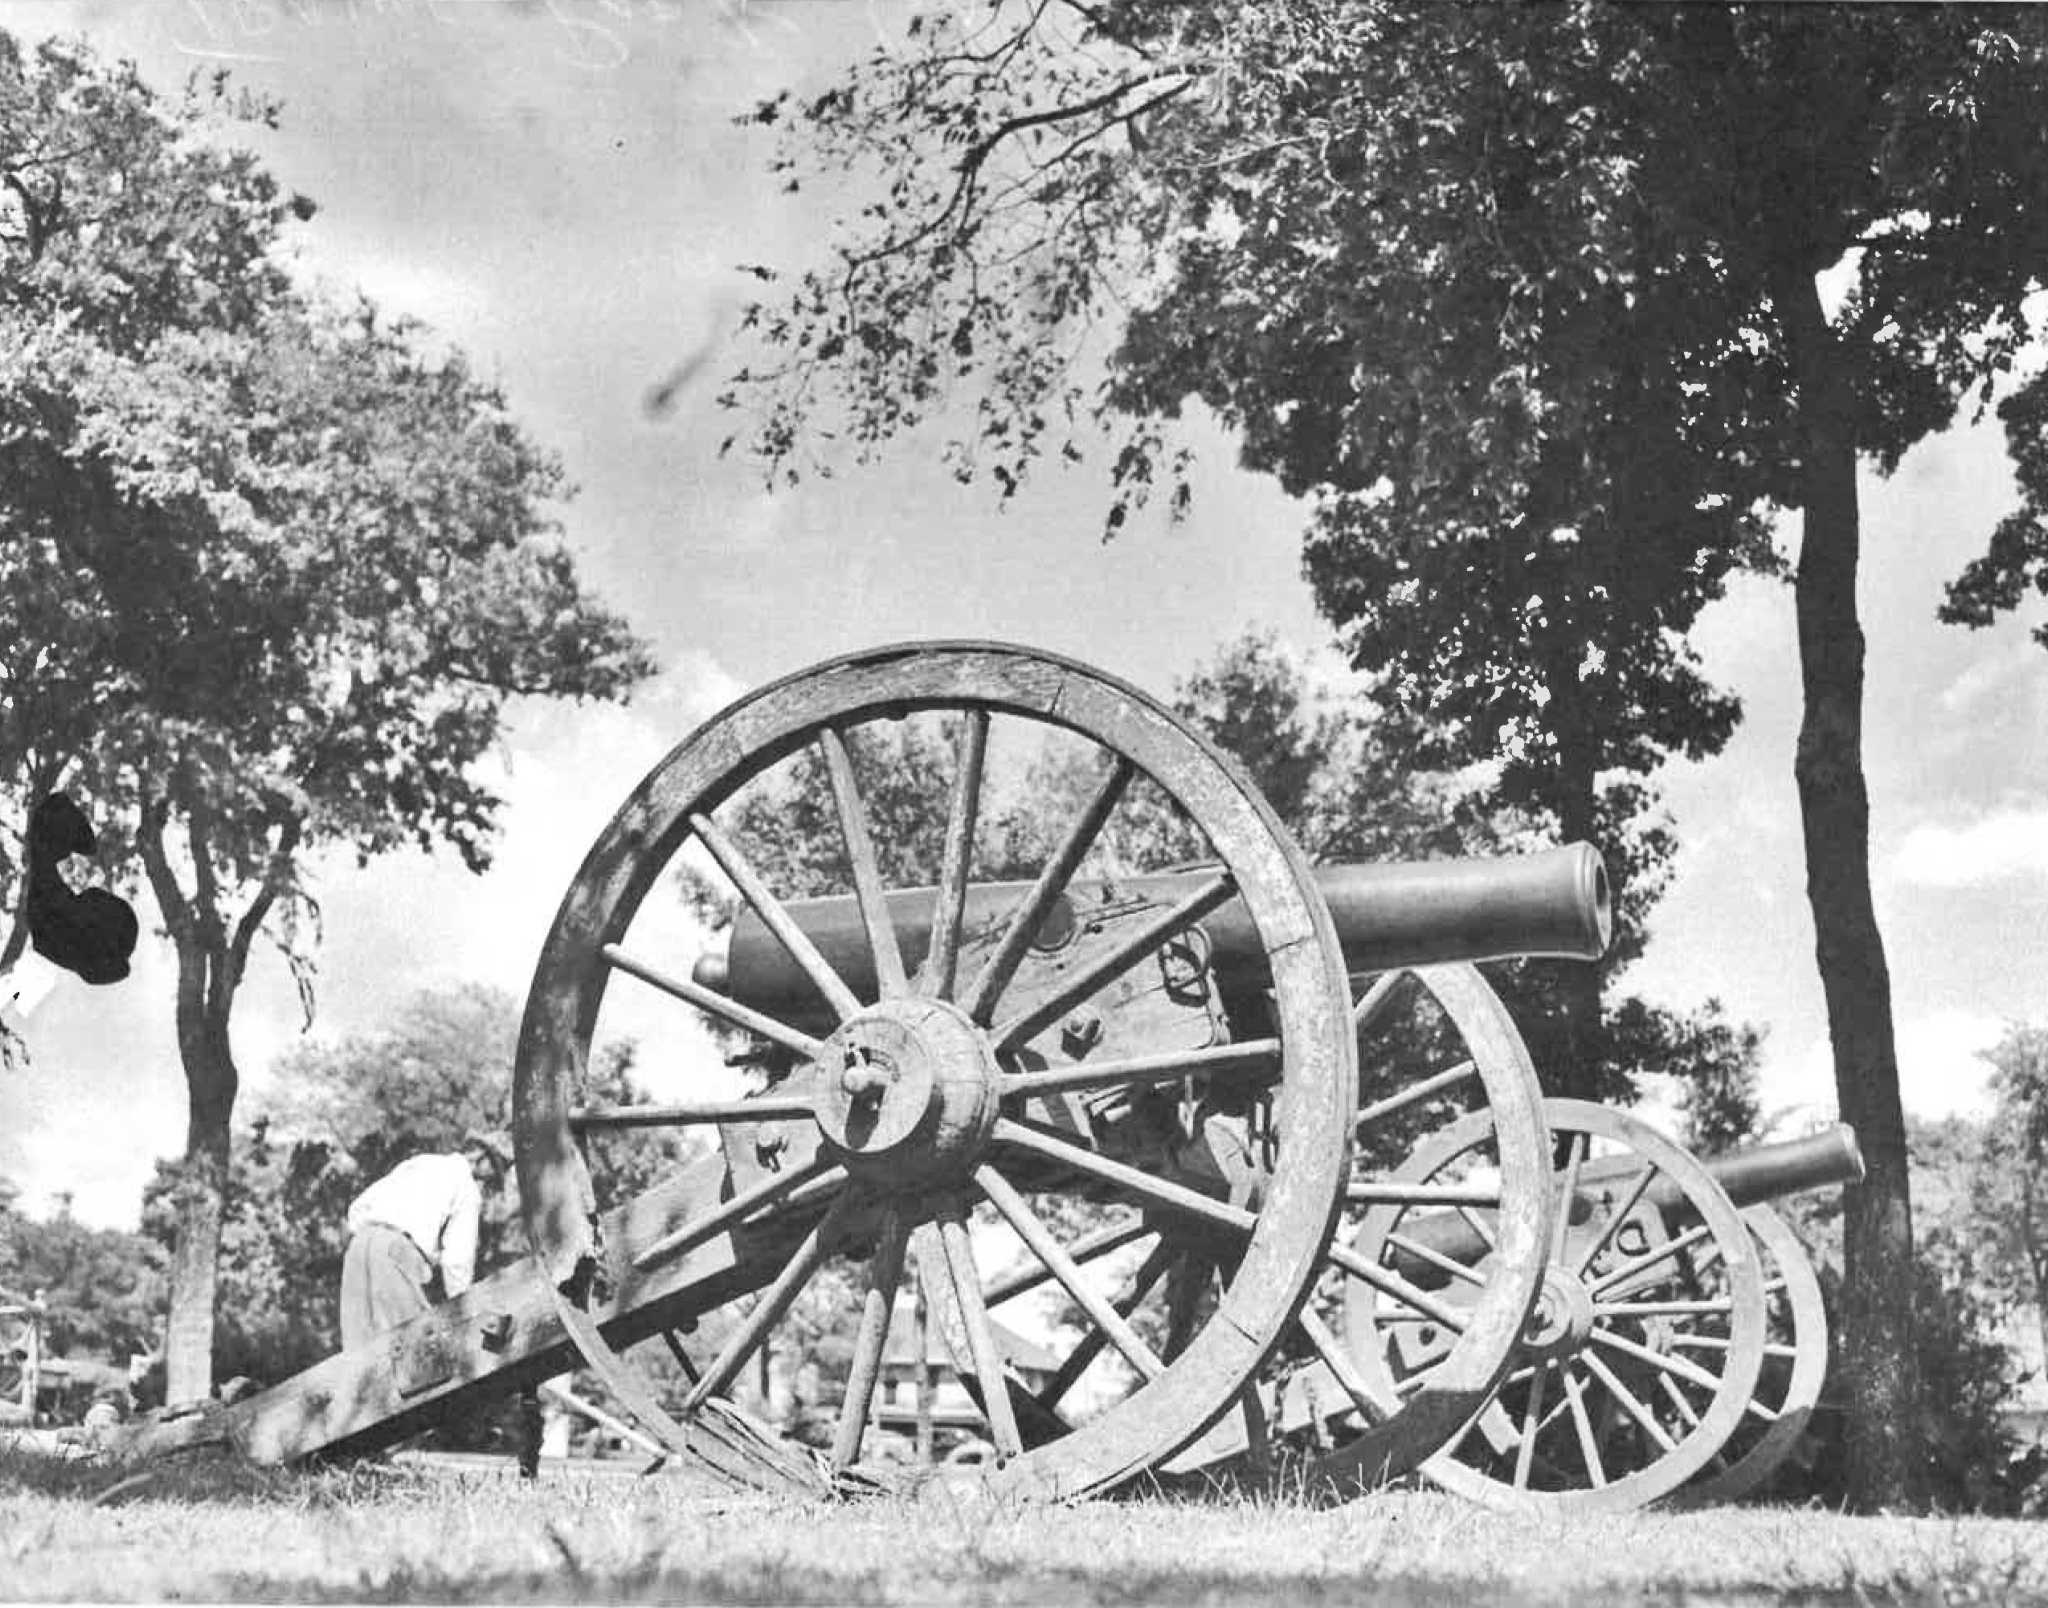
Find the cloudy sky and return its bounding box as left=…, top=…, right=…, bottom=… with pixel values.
left=2, top=0, right=2045, bottom=1227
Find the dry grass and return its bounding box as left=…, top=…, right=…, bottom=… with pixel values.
left=2, top=1448, right=2045, bottom=1604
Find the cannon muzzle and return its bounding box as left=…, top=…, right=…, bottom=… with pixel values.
left=694, top=844, right=1610, bottom=1026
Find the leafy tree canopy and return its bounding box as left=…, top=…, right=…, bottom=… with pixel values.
left=0, top=29, right=655, bottom=1399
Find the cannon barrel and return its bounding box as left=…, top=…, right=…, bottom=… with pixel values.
left=693, top=845, right=1610, bottom=1023
left=1390, top=1124, right=1864, bottom=1279
left=1601, top=1122, right=1865, bottom=1221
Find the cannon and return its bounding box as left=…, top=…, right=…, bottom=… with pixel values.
left=113, top=641, right=1852, bottom=1513
left=509, top=641, right=1613, bottom=1499
left=114, top=642, right=1596, bottom=1494
left=1228, top=1099, right=1861, bottom=1511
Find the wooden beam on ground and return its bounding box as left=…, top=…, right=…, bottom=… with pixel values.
left=114, top=1152, right=811, bottom=1468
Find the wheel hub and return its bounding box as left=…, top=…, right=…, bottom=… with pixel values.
left=813, top=996, right=1000, bottom=1185
left=1518, top=1266, right=1595, bottom=1360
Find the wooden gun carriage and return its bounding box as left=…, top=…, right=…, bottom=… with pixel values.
left=120, top=643, right=1860, bottom=1511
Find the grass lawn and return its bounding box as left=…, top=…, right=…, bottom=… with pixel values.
left=2, top=1449, right=2045, bottom=1604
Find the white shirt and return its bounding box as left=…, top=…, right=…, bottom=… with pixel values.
left=346, top=1153, right=482, bottom=1298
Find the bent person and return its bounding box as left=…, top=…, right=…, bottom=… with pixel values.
left=339, top=1132, right=510, bottom=1350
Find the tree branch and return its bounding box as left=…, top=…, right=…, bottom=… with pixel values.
left=184, top=798, right=227, bottom=958
left=224, top=811, right=302, bottom=999
left=843, top=69, right=1194, bottom=294
left=138, top=794, right=197, bottom=952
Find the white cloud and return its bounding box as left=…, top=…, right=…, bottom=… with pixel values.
left=284, top=240, right=484, bottom=342
left=1891, top=807, right=2048, bottom=888
left=1758, top=1033, right=1840, bottom=1129
left=1937, top=640, right=2038, bottom=716
left=1762, top=1008, right=2005, bottom=1129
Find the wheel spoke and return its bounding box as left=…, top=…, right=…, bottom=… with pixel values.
left=831, top=1203, right=909, bottom=1472
left=1298, top=1307, right=1399, bottom=1428
left=819, top=726, right=909, bottom=999
left=690, top=810, right=862, bottom=1022
left=1354, top=1059, right=1478, bottom=1133
left=964, top=756, right=1134, bottom=1025
left=631, top=1153, right=841, bottom=1272
left=1594, top=1297, right=1733, bottom=1320
left=992, top=872, right=1237, bottom=1056
left=976, top=1165, right=1164, bottom=1382
left=982, top=1218, right=1153, bottom=1306
left=572, top=1093, right=813, bottom=1130
left=1589, top=1324, right=1729, bottom=1395
left=999, top=1039, right=1279, bottom=1101
left=1561, top=1367, right=1607, bottom=1488
left=538, top=1378, right=666, bottom=1461
left=1550, top=1128, right=1589, bottom=1264
left=1351, top=970, right=1407, bottom=1034
left=660, top=1330, right=702, bottom=1385
left=1036, top=1238, right=1176, bottom=1411
left=936, top=1199, right=1022, bottom=1459
left=1656, top=1369, right=1705, bottom=1431
left=603, top=943, right=825, bottom=1061
left=1570, top=1160, right=1661, bottom=1280
left=1325, top=1239, right=1471, bottom=1335
left=1579, top=1348, right=1679, bottom=1455
left=1453, top=1201, right=1498, bottom=1253
left=1511, top=1357, right=1553, bottom=1489
left=991, top=1118, right=1256, bottom=1237
left=1589, top=1221, right=1717, bottom=1298
left=923, top=709, right=989, bottom=1000
left=682, top=1187, right=857, bottom=1412
left=1376, top=1228, right=1490, bottom=1290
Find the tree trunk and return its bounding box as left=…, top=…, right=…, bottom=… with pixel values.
left=1779, top=264, right=1919, bottom=1510
left=2022, top=1180, right=2048, bottom=1380
left=141, top=799, right=292, bottom=1408
left=164, top=953, right=238, bottom=1405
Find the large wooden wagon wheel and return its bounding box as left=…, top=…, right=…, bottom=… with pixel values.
left=1345, top=1099, right=1767, bottom=1513
left=1164, top=961, right=1554, bottom=1489
left=1680, top=1203, right=1828, bottom=1504
left=512, top=642, right=1356, bottom=1501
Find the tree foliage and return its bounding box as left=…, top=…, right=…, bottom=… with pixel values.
left=1895, top=1116, right=2044, bottom=1513
left=0, top=1192, right=164, bottom=1362
left=1975, top=1024, right=2048, bottom=1365
left=0, top=31, right=655, bottom=1400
